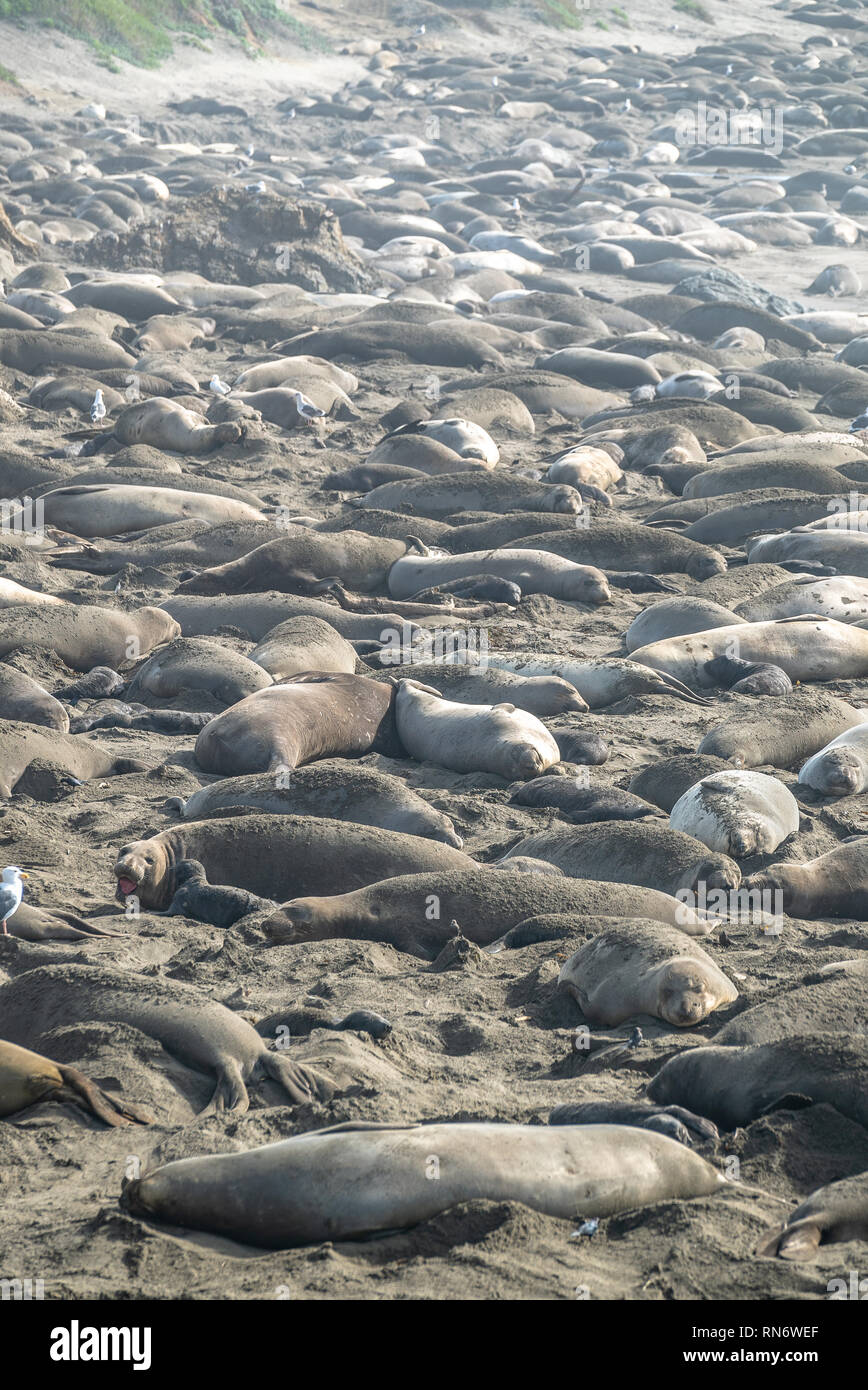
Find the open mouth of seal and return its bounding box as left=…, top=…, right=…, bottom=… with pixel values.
left=116, top=875, right=138, bottom=899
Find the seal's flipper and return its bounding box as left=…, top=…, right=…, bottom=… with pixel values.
left=262, top=1050, right=335, bottom=1104
left=57, top=1065, right=150, bottom=1127
left=205, top=1057, right=249, bottom=1113
left=756, top=1218, right=821, bottom=1261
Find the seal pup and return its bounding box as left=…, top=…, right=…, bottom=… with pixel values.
left=158, top=860, right=269, bottom=928
left=669, top=771, right=800, bottom=858
left=757, top=1173, right=868, bottom=1262
left=798, top=723, right=868, bottom=797
left=0, top=1039, right=149, bottom=1126
left=125, top=638, right=272, bottom=706
left=703, top=655, right=792, bottom=696
left=509, top=780, right=663, bottom=824
left=745, top=840, right=868, bottom=920
left=486, top=655, right=711, bottom=707
left=394, top=680, right=560, bottom=780
left=558, top=920, right=738, bottom=1027
left=122, top=1121, right=725, bottom=1248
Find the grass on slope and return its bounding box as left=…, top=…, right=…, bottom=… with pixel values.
left=0, top=1, right=323, bottom=68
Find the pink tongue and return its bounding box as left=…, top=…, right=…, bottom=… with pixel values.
left=118, top=877, right=136, bottom=895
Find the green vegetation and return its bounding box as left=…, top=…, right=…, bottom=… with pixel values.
left=538, top=0, right=584, bottom=29
left=0, top=1, right=324, bottom=68
left=0, top=59, right=19, bottom=81
left=674, top=0, right=714, bottom=21
left=610, top=4, right=630, bottom=25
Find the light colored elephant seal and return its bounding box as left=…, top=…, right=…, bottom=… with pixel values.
left=0, top=1038, right=148, bottom=1125
left=558, top=920, right=738, bottom=1027
left=263, top=868, right=708, bottom=953
left=395, top=680, right=560, bottom=780
left=114, top=398, right=242, bottom=453
left=669, top=771, right=799, bottom=857
left=757, top=1173, right=868, bottom=1262
left=487, top=655, right=710, bottom=707
left=0, top=605, right=180, bottom=671
left=0, top=964, right=332, bottom=1113
left=122, top=1120, right=724, bottom=1248
left=194, top=673, right=401, bottom=775
left=697, top=691, right=866, bottom=768
left=114, top=815, right=473, bottom=911
left=744, top=840, right=868, bottom=920
left=499, top=822, right=740, bottom=902
left=369, top=661, right=588, bottom=716
left=177, top=763, right=462, bottom=846
left=387, top=549, right=610, bottom=605
left=624, top=598, right=745, bottom=654
left=126, top=638, right=272, bottom=706
left=736, top=577, right=868, bottom=625
left=248, top=617, right=356, bottom=680
left=798, top=722, right=868, bottom=797
left=38, top=483, right=263, bottom=536
left=0, top=720, right=148, bottom=798
left=0, top=665, right=69, bottom=731
left=631, top=617, right=868, bottom=689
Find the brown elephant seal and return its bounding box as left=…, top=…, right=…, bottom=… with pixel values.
left=369, top=661, right=588, bottom=716
left=697, top=691, right=867, bottom=769
left=7, top=903, right=121, bottom=941
left=744, top=839, right=868, bottom=920
left=0, top=665, right=69, bottom=731
left=703, top=655, right=793, bottom=697
left=757, top=1173, right=868, bottom=1262
left=177, top=763, right=462, bottom=846
left=488, top=656, right=710, bottom=708
left=159, top=860, right=268, bottom=929
left=0, top=1038, right=148, bottom=1126
left=114, top=815, right=473, bottom=911
left=798, top=723, right=868, bottom=797
left=647, top=1034, right=868, bottom=1131
left=178, top=528, right=418, bottom=596
left=114, top=398, right=242, bottom=454
left=362, top=472, right=583, bottom=517
left=458, top=517, right=725, bottom=582
left=0, top=605, right=180, bottom=671
left=0, top=720, right=148, bottom=798
left=387, top=549, right=610, bottom=605
left=38, top=484, right=263, bottom=537
left=194, top=673, right=402, bottom=775
left=669, top=771, right=800, bottom=858
left=125, top=638, right=272, bottom=706
left=629, top=755, right=734, bottom=813
left=248, top=617, right=356, bottom=680
left=631, top=617, right=868, bottom=689
left=394, top=680, right=561, bottom=780
left=509, top=781, right=662, bottom=824
left=548, top=1100, right=719, bottom=1147
left=0, top=964, right=332, bottom=1113
left=713, top=973, right=868, bottom=1046
left=163, top=593, right=420, bottom=643
left=122, top=1120, right=724, bottom=1248
left=263, top=868, right=708, bottom=954
left=499, top=823, right=740, bottom=902
left=558, top=920, right=738, bottom=1027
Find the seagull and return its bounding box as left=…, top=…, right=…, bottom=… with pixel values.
left=245, top=180, right=267, bottom=194
left=90, top=389, right=106, bottom=424
left=246, top=142, right=255, bottom=158
left=849, top=409, right=868, bottom=432
left=293, top=390, right=326, bottom=422
left=416, top=23, right=426, bottom=34
left=0, top=866, right=28, bottom=935
left=209, top=375, right=231, bottom=395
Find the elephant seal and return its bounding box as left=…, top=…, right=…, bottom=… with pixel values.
left=114, top=815, right=473, bottom=911
left=4, top=903, right=120, bottom=942
left=499, top=823, right=739, bottom=902
left=0, top=964, right=332, bottom=1112
left=194, top=674, right=401, bottom=775
left=0, top=577, right=64, bottom=609
left=648, top=1034, right=868, bottom=1131
left=255, top=1008, right=392, bottom=1042
left=126, top=638, right=272, bottom=706
left=178, top=529, right=417, bottom=596
left=632, top=618, right=868, bottom=689
left=509, top=780, right=663, bottom=824
left=263, top=868, right=708, bottom=953
left=744, top=840, right=868, bottom=920
left=394, top=680, right=560, bottom=780
left=757, top=1173, right=868, bottom=1262
left=387, top=550, right=610, bottom=605
left=703, top=655, right=793, bottom=697
left=38, top=484, right=263, bottom=537
left=0, top=666, right=69, bottom=731
left=805, top=264, right=862, bottom=298
left=480, top=520, right=726, bottom=582
left=697, top=691, right=867, bottom=769
left=629, top=755, right=733, bottom=814
left=670, top=771, right=799, bottom=857
left=0, top=1039, right=148, bottom=1126
left=548, top=1100, right=718, bottom=1146
left=558, top=920, right=738, bottom=1027
left=798, top=723, right=868, bottom=797
left=122, top=1121, right=724, bottom=1248
left=248, top=618, right=356, bottom=680
left=159, top=860, right=269, bottom=928
left=487, top=656, right=711, bottom=708
left=713, top=973, right=868, bottom=1047
left=736, top=577, right=868, bottom=626
left=625, top=598, right=745, bottom=654
left=176, top=763, right=462, bottom=846
left=114, top=398, right=242, bottom=454
left=0, top=720, right=148, bottom=797
left=368, top=661, right=588, bottom=716
left=0, top=605, right=180, bottom=671
left=164, top=593, right=419, bottom=643
left=362, top=472, right=583, bottom=518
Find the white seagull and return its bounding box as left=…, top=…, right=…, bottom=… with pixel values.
left=850, top=409, right=868, bottom=433
left=293, top=390, right=326, bottom=422
left=0, top=865, right=28, bottom=935
left=209, top=375, right=231, bottom=395
left=90, top=389, right=106, bottom=424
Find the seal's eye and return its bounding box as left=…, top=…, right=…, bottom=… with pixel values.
left=145, top=855, right=154, bottom=865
